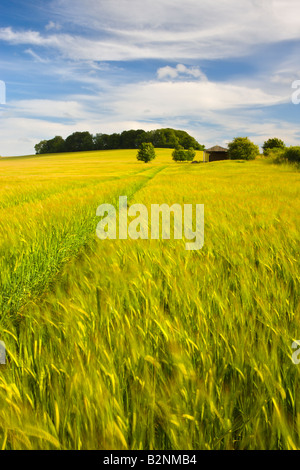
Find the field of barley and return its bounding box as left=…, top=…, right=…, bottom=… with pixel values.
left=0, top=148, right=299, bottom=450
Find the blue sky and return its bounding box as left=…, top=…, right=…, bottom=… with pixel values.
left=0, top=0, right=300, bottom=156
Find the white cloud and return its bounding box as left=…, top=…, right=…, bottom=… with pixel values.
left=45, top=0, right=300, bottom=60
left=110, top=81, right=285, bottom=121
left=45, top=21, right=61, bottom=31
left=157, top=64, right=207, bottom=80
left=8, top=99, right=86, bottom=119
left=0, top=27, right=59, bottom=47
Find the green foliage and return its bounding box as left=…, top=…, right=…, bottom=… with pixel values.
left=172, top=145, right=186, bottom=162
left=47, top=136, right=65, bottom=153
left=187, top=147, right=196, bottom=161
left=120, top=129, right=145, bottom=149
left=263, top=138, right=286, bottom=156
left=264, top=147, right=286, bottom=163
left=65, top=131, right=94, bottom=152
left=35, top=136, right=65, bottom=154
left=283, top=146, right=300, bottom=162
left=107, top=133, right=121, bottom=150
left=172, top=145, right=196, bottom=162
left=93, top=133, right=110, bottom=150
left=228, top=137, right=259, bottom=161
left=35, top=128, right=204, bottom=155
left=136, top=142, right=156, bottom=163
left=34, top=140, right=48, bottom=154
left=173, top=130, right=201, bottom=150
left=266, top=146, right=300, bottom=166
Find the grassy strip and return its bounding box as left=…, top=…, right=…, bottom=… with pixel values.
left=0, top=165, right=166, bottom=326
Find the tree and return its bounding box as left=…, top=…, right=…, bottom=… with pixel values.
left=94, top=133, right=110, bottom=150
left=172, top=145, right=186, bottom=162
left=34, top=136, right=65, bottom=154
left=47, top=136, right=65, bottom=153
left=108, top=133, right=121, bottom=149
left=136, top=130, right=152, bottom=148
left=172, top=145, right=196, bottom=162
left=163, top=128, right=179, bottom=148
left=174, top=130, right=201, bottom=150
left=138, top=128, right=203, bottom=150
left=137, top=142, right=156, bottom=163
left=35, top=140, right=48, bottom=154
left=263, top=138, right=285, bottom=155
left=228, top=137, right=259, bottom=161
left=120, top=129, right=145, bottom=148
left=186, top=147, right=196, bottom=161
left=65, top=131, right=94, bottom=152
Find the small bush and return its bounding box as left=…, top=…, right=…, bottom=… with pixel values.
left=264, top=147, right=285, bottom=163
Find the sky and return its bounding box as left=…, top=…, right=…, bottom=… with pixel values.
left=0, top=0, right=300, bottom=156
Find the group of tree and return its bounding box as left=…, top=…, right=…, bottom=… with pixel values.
left=137, top=143, right=197, bottom=163
left=262, top=137, right=300, bottom=163
left=227, top=136, right=299, bottom=162
left=35, top=128, right=204, bottom=155
left=137, top=136, right=300, bottom=164
left=137, top=137, right=260, bottom=164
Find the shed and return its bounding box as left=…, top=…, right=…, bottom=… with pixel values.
left=206, top=145, right=228, bottom=162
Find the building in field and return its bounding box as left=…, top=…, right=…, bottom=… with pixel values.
left=205, top=145, right=228, bottom=162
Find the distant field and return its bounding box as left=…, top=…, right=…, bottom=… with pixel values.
left=0, top=149, right=299, bottom=450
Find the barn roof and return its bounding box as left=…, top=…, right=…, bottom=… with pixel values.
left=206, top=145, right=228, bottom=152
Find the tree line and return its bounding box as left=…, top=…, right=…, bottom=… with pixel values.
left=35, top=128, right=204, bottom=155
